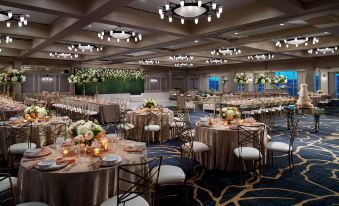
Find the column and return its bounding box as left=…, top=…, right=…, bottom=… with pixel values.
left=168, top=70, right=172, bottom=91
left=305, top=68, right=315, bottom=92
left=13, top=61, right=22, bottom=100
left=320, top=69, right=329, bottom=94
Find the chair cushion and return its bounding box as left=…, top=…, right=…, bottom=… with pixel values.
left=173, top=117, right=181, bottom=122
left=266, top=142, right=292, bottom=153
left=170, top=121, right=185, bottom=128
left=151, top=165, right=185, bottom=185
left=100, top=193, right=148, bottom=206
left=267, top=134, right=271, bottom=141
left=182, top=141, right=209, bottom=153
left=233, top=147, right=262, bottom=160
left=9, top=143, right=37, bottom=155
left=117, top=123, right=135, bottom=130
left=0, top=176, right=17, bottom=193
left=144, top=125, right=160, bottom=132
left=17, top=202, right=49, bottom=206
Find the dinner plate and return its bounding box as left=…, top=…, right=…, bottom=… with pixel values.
left=34, top=161, right=68, bottom=171
left=100, top=155, right=122, bottom=167
left=24, top=148, right=52, bottom=158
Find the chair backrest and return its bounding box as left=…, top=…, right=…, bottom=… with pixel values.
left=146, top=112, right=161, bottom=125
left=39, top=122, right=67, bottom=146
left=176, top=95, right=186, bottom=110
left=117, top=156, right=162, bottom=205
left=4, top=122, right=33, bottom=149
left=0, top=173, right=16, bottom=205
left=237, top=125, right=265, bottom=154
left=289, top=120, right=298, bottom=149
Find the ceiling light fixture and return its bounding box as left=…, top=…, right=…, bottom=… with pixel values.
left=97, top=26, right=142, bottom=43
left=159, top=0, right=223, bottom=24
left=139, top=59, right=160, bottom=64
left=0, top=10, right=29, bottom=28
left=175, top=62, right=193, bottom=67
left=308, top=46, right=338, bottom=55
left=211, top=47, right=241, bottom=56
left=67, top=43, right=103, bottom=52
left=247, top=54, right=274, bottom=61
left=49, top=52, right=79, bottom=59
left=169, top=54, right=194, bottom=61
left=206, top=58, right=227, bottom=64
left=0, top=35, right=13, bottom=44
left=275, top=36, right=319, bottom=48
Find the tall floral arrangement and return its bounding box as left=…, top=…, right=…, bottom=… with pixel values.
left=91, top=70, right=105, bottom=83
left=234, top=72, right=249, bottom=85
left=256, top=73, right=271, bottom=84
left=0, top=73, right=6, bottom=84
left=66, top=120, right=105, bottom=146
left=5, top=69, right=26, bottom=85
left=273, top=75, right=288, bottom=84
left=68, top=75, right=79, bottom=84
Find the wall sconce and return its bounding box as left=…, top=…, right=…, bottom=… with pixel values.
left=322, top=74, right=326, bottom=79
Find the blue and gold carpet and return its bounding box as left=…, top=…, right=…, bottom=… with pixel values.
left=147, top=113, right=339, bottom=206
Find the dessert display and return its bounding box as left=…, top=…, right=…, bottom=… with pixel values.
left=296, top=83, right=314, bottom=109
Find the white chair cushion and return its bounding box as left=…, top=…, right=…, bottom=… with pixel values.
left=9, top=143, right=37, bottom=155
left=151, top=165, right=185, bottom=185
left=170, top=121, right=185, bottom=128
left=144, top=125, right=160, bottom=132
left=267, top=134, right=271, bottom=141
left=173, top=117, right=181, bottom=122
left=182, top=141, right=209, bottom=153
left=266, top=142, right=292, bottom=153
left=117, top=123, right=135, bottom=130
left=100, top=193, right=148, bottom=206
left=233, top=147, right=262, bottom=160
left=0, top=176, right=17, bottom=192
left=17, top=203, right=49, bottom=206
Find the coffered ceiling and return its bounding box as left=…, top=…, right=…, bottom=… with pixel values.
left=0, top=0, right=339, bottom=69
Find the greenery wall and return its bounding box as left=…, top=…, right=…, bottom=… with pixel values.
left=75, top=78, right=144, bottom=95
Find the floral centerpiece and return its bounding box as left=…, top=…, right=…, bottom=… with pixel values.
left=144, top=98, right=157, bottom=109
left=24, top=105, right=48, bottom=119
left=68, top=75, right=79, bottom=84
left=234, top=72, right=249, bottom=85
left=5, top=69, right=26, bottom=85
left=273, top=75, right=288, bottom=84
left=66, top=120, right=106, bottom=146
left=317, top=90, right=323, bottom=95
left=256, top=73, right=271, bottom=84
left=0, top=73, right=6, bottom=84
left=219, top=107, right=241, bottom=123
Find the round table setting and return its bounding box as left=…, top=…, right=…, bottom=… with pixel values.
left=195, top=117, right=268, bottom=172
left=127, top=107, right=174, bottom=142
left=16, top=136, right=148, bottom=206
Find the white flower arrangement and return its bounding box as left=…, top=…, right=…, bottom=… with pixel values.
left=256, top=73, right=271, bottom=84
left=219, top=107, right=241, bottom=121
left=66, top=120, right=106, bottom=146
left=144, top=98, right=157, bottom=109
left=5, top=69, right=26, bottom=85
left=234, top=72, right=249, bottom=85
left=273, top=75, right=288, bottom=84
left=0, top=73, right=6, bottom=84
left=24, top=105, right=48, bottom=119
left=317, top=90, right=323, bottom=94
left=68, top=75, right=79, bottom=84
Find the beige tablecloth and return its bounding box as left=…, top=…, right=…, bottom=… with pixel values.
left=127, top=110, right=174, bottom=142
left=195, top=125, right=268, bottom=172
left=17, top=140, right=148, bottom=206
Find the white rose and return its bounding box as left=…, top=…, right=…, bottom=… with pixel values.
left=261, top=79, right=265, bottom=84
left=92, top=78, right=98, bottom=82
left=239, top=80, right=243, bottom=84
left=11, top=76, right=18, bottom=82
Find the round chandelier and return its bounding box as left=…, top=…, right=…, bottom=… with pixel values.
left=206, top=58, right=227, bottom=64
left=49, top=52, right=79, bottom=59
left=67, top=44, right=103, bottom=52
left=159, top=0, right=223, bottom=24
left=169, top=54, right=194, bottom=61
left=211, top=47, right=241, bottom=56
left=248, top=54, right=274, bottom=61
left=97, top=26, right=142, bottom=43
left=139, top=59, right=160, bottom=64
left=0, top=35, right=13, bottom=44
left=175, top=62, right=193, bottom=67
left=0, top=10, right=29, bottom=28
left=275, top=36, right=319, bottom=48
left=308, top=46, right=338, bottom=55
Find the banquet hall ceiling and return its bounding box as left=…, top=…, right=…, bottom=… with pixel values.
left=0, top=0, right=339, bottom=68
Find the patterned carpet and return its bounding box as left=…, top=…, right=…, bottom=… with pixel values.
left=148, top=112, right=339, bottom=206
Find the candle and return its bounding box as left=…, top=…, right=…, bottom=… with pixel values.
left=100, top=139, right=109, bottom=151
left=93, top=148, right=101, bottom=157
left=63, top=148, right=69, bottom=156
left=44, top=116, right=50, bottom=121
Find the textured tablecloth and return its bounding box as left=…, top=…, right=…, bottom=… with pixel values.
left=127, top=110, right=174, bottom=142
left=17, top=140, right=148, bottom=206
left=195, top=125, right=268, bottom=172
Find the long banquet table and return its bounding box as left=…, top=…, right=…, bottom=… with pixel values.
left=195, top=124, right=268, bottom=172
left=17, top=139, right=148, bottom=206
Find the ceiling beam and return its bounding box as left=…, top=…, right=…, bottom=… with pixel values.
left=255, top=0, right=304, bottom=15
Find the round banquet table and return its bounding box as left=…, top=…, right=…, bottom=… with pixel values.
left=16, top=140, right=148, bottom=206
left=127, top=109, right=174, bottom=142
left=195, top=124, right=268, bottom=172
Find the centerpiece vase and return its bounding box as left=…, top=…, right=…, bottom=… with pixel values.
left=96, top=84, right=99, bottom=97
left=78, top=144, right=88, bottom=163
left=12, top=84, right=17, bottom=100
left=3, top=84, right=6, bottom=96
left=239, top=84, right=243, bottom=98
left=83, top=85, right=86, bottom=96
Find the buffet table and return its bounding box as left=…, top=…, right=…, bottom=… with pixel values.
left=195, top=122, right=268, bottom=172
left=127, top=108, right=174, bottom=142
left=17, top=139, right=148, bottom=206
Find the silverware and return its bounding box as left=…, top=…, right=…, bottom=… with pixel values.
left=62, top=162, right=75, bottom=172
left=64, top=162, right=78, bottom=172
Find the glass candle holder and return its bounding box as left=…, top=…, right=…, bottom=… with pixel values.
left=93, top=148, right=101, bottom=157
